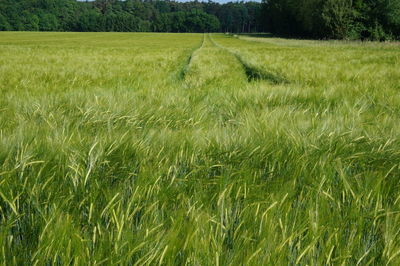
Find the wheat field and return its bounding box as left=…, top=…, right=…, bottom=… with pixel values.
left=1, top=32, right=400, bottom=265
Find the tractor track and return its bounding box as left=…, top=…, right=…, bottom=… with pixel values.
left=209, top=34, right=289, bottom=84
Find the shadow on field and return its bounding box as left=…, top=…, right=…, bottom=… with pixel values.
left=179, top=53, right=194, bottom=80
left=210, top=33, right=290, bottom=84
left=234, top=53, right=289, bottom=84
left=179, top=34, right=205, bottom=80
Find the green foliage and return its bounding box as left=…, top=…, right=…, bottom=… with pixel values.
left=262, top=0, right=400, bottom=39
left=38, top=12, right=59, bottom=31
left=0, top=14, right=11, bottom=31
left=21, top=11, right=40, bottom=31
left=322, top=0, right=353, bottom=39
left=154, top=10, right=220, bottom=33
left=0, top=0, right=261, bottom=33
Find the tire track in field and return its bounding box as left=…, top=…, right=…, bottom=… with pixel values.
left=209, top=34, right=289, bottom=84
left=182, top=34, right=248, bottom=87
left=179, top=34, right=206, bottom=80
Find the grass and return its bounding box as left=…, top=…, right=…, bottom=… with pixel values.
left=0, top=31, right=400, bottom=265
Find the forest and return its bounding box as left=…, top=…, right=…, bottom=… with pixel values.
left=0, top=0, right=262, bottom=33
left=1, top=0, right=399, bottom=40
left=262, top=0, right=400, bottom=40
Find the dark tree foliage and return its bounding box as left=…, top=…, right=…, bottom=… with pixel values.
left=0, top=0, right=262, bottom=33
left=261, top=0, right=400, bottom=40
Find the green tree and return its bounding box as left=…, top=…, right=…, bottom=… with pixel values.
left=38, top=12, right=59, bottom=31
left=22, top=11, right=40, bottom=31
left=322, top=0, right=354, bottom=38
left=0, top=14, right=11, bottom=31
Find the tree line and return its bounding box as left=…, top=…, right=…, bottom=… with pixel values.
left=0, top=0, right=262, bottom=33
left=261, top=0, right=400, bottom=40
left=1, top=0, right=399, bottom=40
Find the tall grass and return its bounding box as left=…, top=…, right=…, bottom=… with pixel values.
left=0, top=32, right=400, bottom=265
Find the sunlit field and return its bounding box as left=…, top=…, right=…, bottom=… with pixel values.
left=1, top=32, right=400, bottom=265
